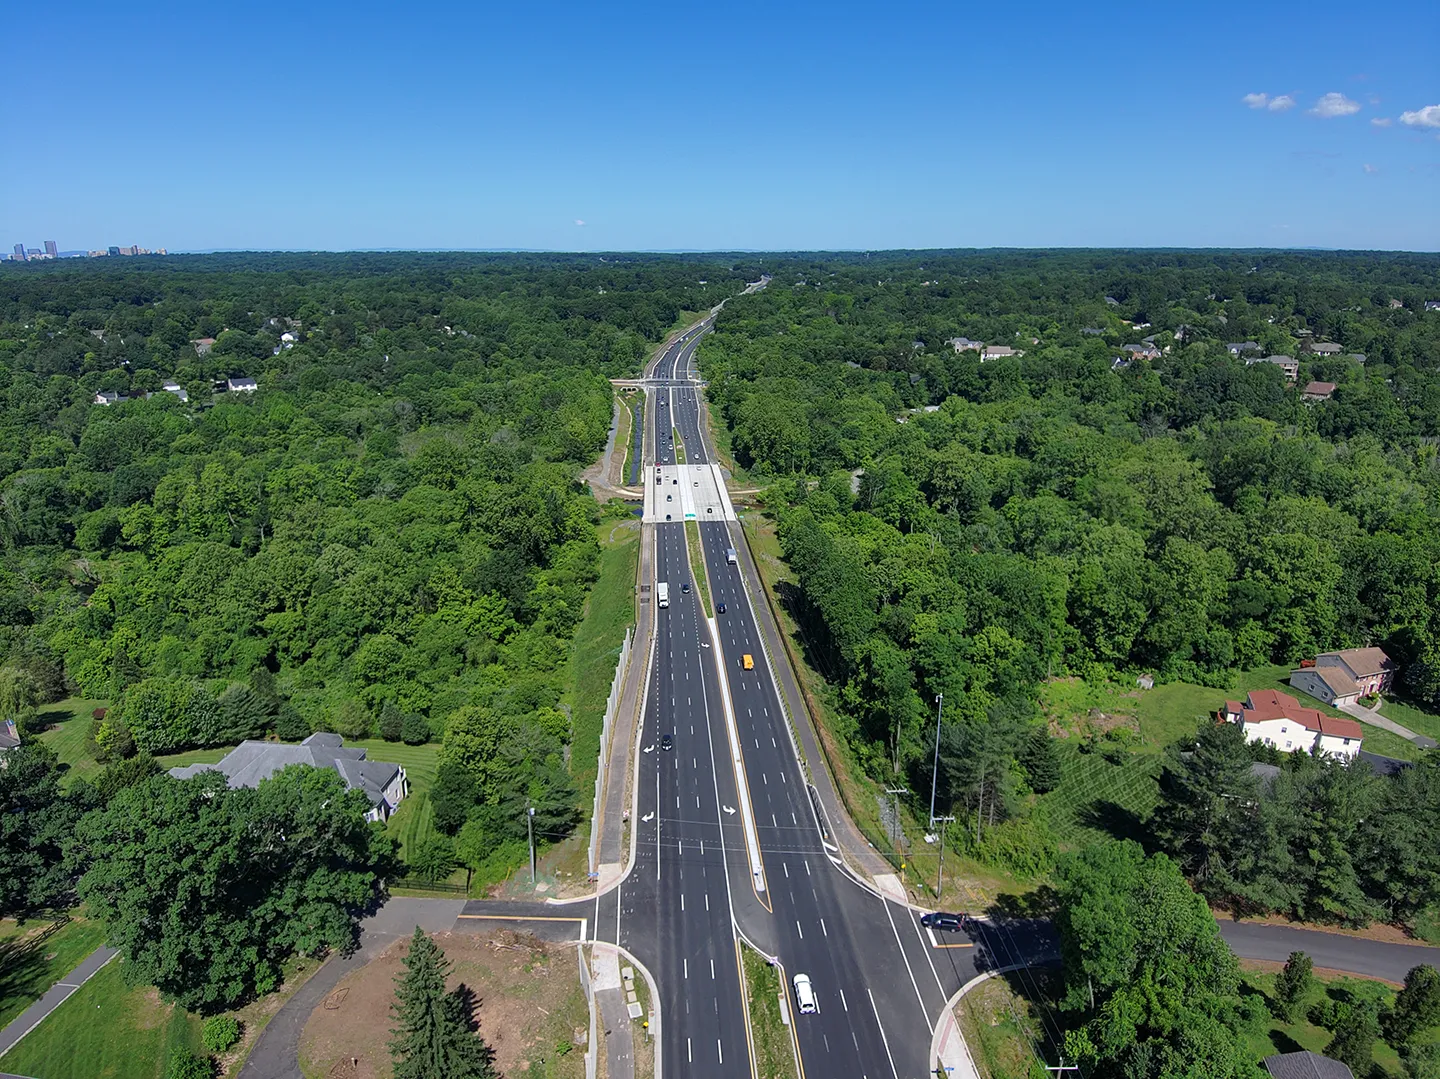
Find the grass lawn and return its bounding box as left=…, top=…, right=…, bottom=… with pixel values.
left=1236, top=966, right=1436, bottom=1075
left=684, top=520, right=714, bottom=617
left=343, top=739, right=441, bottom=866
left=0, top=916, right=109, bottom=1031
left=741, top=943, right=796, bottom=1079
left=1039, top=743, right=1163, bottom=851
left=34, top=696, right=110, bottom=786
left=619, top=391, right=641, bottom=485
left=0, top=958, right=204, bottom=1079
left=955, top=969, right=1064, bottom=1078
left=1377, top=696, right=1440, bottom=744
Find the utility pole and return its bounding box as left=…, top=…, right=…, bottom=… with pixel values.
left=934, top=815, right=956, bottom=898
left=928, top=693, right=944, bottom=827
left=527, top=806, right=536, bottom=884
left=884, top=787, right=908, bottom=850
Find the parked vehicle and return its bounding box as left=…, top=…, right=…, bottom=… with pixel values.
left=920, top=912, right=966, bottom=932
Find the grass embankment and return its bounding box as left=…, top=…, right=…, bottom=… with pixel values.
left=37, top=697, right=238, bottom=787
left=547, top=519, right=641, bottom=880
left=618, top=391, right=641, bottom=485
left=673, top=427, right=686, bottom=464
left=684, top=521, right=713, bottom=618
left=0, top=916, right=109, bottom=1030
left=0, top=959, right=205, bottom=1079
left=740, top=944, right=797, bottom=1079
left=955, top=970, right=1063, bottom=1078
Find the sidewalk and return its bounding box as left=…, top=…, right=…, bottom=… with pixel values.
left=0, top=944, right=118, bottom=1060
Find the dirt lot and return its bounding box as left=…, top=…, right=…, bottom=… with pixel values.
left=299, top=930, right=589, bottom=1079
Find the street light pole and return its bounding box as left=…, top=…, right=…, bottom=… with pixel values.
left=929, top=693, right=944, bottom=827
left=527, top=806, right=536, bottom=884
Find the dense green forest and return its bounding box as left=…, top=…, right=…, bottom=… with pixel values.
left=699, top=250, right=1440, bottom=908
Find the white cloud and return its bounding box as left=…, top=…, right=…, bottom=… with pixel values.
left=1243, top=92, right=1270, bottom=109
left=574, top=219, right=587, bottom=226
left=1371, top=117, right=1393, bottom=127
left=1363, top=163, right=1379, bottom=174
left=1399, top=104, right=1440, bottom=128
left=1310, top=92, right=1361, bottom=118
left=1269, top=95, right=1295, bottom=111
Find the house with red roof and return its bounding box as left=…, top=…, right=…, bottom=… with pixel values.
left=1219, top=689, right=1364, bottom=759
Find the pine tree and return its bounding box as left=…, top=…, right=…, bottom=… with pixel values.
left=1019, top=728, right=1061, bottom=794
left=380, top=699, right=404, bottom=742
left=389, top=927, right=497, bottom=1079
left=1326, top=1001, right=1380, bottom=1075
left=1386, top=965, right=1440, bottom=1049
left=1273, top=951, right=1313, bottom=1021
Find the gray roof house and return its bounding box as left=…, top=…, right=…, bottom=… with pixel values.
left=169, top=733, right=408, bottom=822
left=1262, top=1050, right=1353, bottom=1079
left=0, top=719, right=20, bottom=753
left=226, top=377, right=258, bottom=393
left=1226, top=341, right=1261, bottom=355
left=1248, top=354, right=1300, bottom=380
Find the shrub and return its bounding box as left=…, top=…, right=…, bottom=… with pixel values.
left=165, top=1048, right=215, bottom=1079
left=201, top=1015, right=242, bottom=1053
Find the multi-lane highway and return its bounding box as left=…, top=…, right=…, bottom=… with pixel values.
left=637, top=322, right=987, bottom=1079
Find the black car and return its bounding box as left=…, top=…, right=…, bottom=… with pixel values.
left=920, top=912, right=966, bottom=932
left=717, top=602, right=727, bottom=614
left=681, top=582, right=690, bottom=593
left=660, top=733, right=674, bottom=751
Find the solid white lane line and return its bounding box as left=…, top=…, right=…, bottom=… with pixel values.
left=867, top=989, right=901, bottom=1079
left=879, top=896, right=934, bottom=1034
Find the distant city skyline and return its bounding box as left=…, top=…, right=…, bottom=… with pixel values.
left=7, top=239, right=167, bottom=261
left=5, top=0, right=1438, bottom=251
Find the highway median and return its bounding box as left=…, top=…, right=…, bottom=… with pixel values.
left=684, top=521, right=713, bottom=617
left=739, top=941, right=799, bottom=1079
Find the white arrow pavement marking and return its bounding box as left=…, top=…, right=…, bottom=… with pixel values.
left=644, top=745, right=655, bottom=753
left=642, top=812, right=655, bottom=823
left=722, top=805, right=736, bottom=815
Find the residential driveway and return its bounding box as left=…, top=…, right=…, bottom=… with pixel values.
left=1339, top=700, right=1438, bottom=748
left=0, top=946, right=118, bottom=1058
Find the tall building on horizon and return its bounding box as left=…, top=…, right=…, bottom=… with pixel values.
left=44, top=240, right=57, bottom=257
left=12, top=243, right=23, bottom=260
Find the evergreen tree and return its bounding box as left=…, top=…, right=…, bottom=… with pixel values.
left=1326, top=1001, right=1381, bottom=1075
left=380, top=699, right=404, bottom=743
left=402, top=712, right=431, bottom=746
left=275, top=704, right=310, bottom=742
left=1019, top=728, right=1061, bottom=794
left=1273, top=951, right=1313, bottom=1021
left=1386, top=965, right=1440, bottom=1049
left=389, top=927, right=497, bottom=1079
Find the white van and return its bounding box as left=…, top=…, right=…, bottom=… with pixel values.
left=792, top=973, right=817, bottom=1014
left=726, top=548, right=738, bottom=565
left=657, top=582, right=669, bottom=609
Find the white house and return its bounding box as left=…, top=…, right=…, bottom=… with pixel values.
left=160, top=381, right=189, bottom=402
left=1220, top=689, right=1363, bottom=759
left=981, top=345, right=1024, bottom=361
left=93, top=390, right=129, bottom=406
left=226, top=377, right=258, bottom=393
left=169, top=732, right=408, bottom=822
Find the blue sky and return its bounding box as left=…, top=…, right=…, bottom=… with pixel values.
left=4, top=0, right=1437, bottom=251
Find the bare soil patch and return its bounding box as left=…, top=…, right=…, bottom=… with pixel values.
left=299, top=930, right=588, bottom=1079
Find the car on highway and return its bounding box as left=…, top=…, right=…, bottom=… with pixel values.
left=681, top=581, right=690, bottom=593
left=921, top=912, right=967, bottom=932
left=717, top=602, right=726, bottom=614
left=742, top=654, right=754, bottom=670
left=661, top=733, right=673, bottom=751
left=792, top=973, right=817, bottom=1014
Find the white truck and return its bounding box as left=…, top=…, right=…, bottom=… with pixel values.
left=726, top=548, right=738, bottom=565
left=657, top=581, right=669, bottom=608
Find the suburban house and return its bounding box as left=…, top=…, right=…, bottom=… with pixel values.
left=0, top=719, right=20, bottom=754
left=1307, top=341, right=1344, bottom=355
left=226, top=377, right=258, bottom=393
left=1301, top=380, right=1336, bottom=402
left=1121, top=342, right=1161, bottom=360
left=191, top=337, right=216, bottom=355
left=1111, top=357, right=1131, bottom=371
left=946, top=337, right=984, bottom=353
left=1263, top=1050, right=1354, bottom=1079
left=1220, top=690, right=1363, bottom=759
left=169, top=732, right=408, bottom=822
left=981, top=345, right=1024, bottom=361
left=1388, top=299, right=1405, bottom=309
left=1226, top=341, right=1261, bottom=355
left=1247, top=354, right=1300, bottom=381
left=160, top=380, right=189, bottom=402
left=1080, top=327, right=1104, bottom=336
left=1426, top=300, right=1440, bottom=312
left=93, top=390, right=129, bottom=406
left=1317, top=647, right=1396, bottom=697
left=1104, top=295, right=1120, bottom=306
